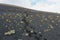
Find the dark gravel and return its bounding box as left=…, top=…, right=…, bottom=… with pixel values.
left=0, top=4, right=60, bottom=40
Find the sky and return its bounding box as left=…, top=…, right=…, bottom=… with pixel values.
left=0, top=0, right=60, bottom=13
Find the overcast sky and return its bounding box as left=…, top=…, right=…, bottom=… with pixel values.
left=0, top=0, right=60, bottom=13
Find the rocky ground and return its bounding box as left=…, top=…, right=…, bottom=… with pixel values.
left=0, top=4, right=60, bottom=40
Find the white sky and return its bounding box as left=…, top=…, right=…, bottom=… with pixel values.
left=0, top=0, right=60, bottom=13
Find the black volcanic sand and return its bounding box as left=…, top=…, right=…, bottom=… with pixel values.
left=0, top=4, right=60, bottom=40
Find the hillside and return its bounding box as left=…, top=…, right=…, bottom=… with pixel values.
left=0, top=4, right=60, bottom=40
